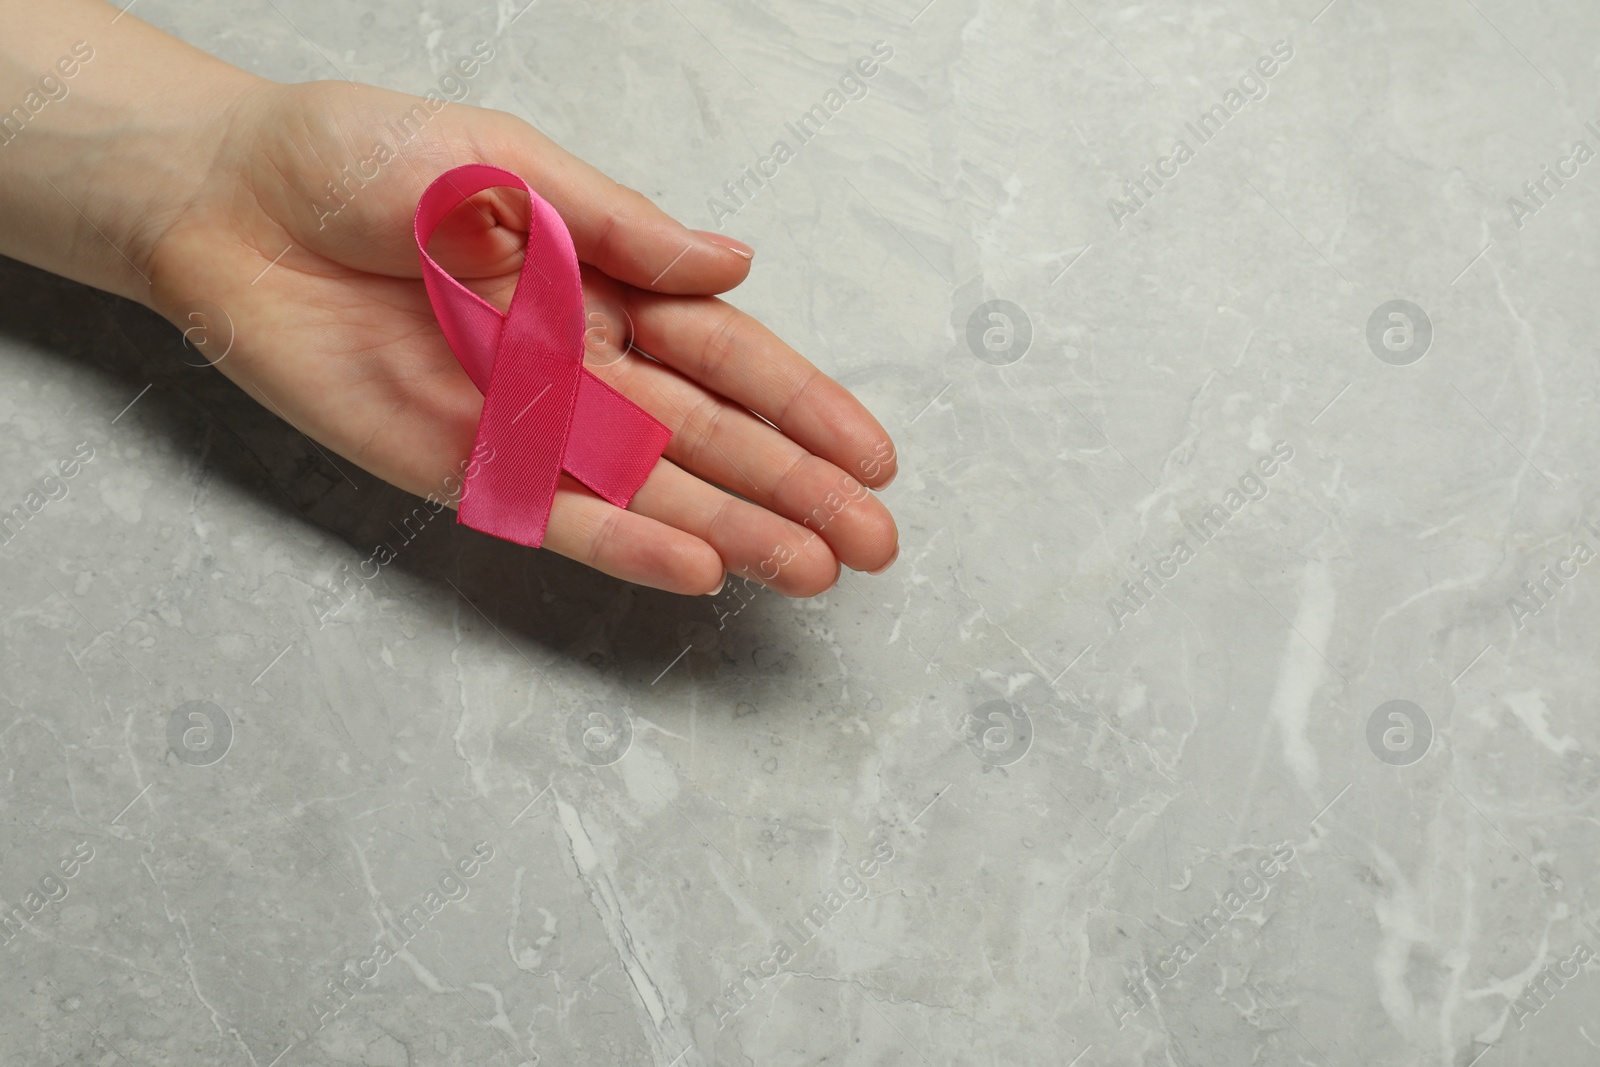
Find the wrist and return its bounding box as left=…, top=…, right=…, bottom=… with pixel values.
left=0, top=1, right=264, bottom=308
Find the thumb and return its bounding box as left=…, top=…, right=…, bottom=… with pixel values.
left=482, top=110, right=755, bottom=295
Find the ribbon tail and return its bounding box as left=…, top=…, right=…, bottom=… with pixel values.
left=563, top=371, right=673, bottom=507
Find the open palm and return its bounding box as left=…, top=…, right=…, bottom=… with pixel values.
left=144, top=80, right=898, bottom=596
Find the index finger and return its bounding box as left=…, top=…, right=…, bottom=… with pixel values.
left=622, top=289, right=899, bottom=490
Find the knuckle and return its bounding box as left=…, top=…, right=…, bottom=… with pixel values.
left=700, top=306, right=745, bottom=376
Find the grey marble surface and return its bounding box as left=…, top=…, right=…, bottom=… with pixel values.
left=5, top=0, right=1600, bottom=1064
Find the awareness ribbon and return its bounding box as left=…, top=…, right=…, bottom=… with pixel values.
left=413, top=163, right=672, bottom=548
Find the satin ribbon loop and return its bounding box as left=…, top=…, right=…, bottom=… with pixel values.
left=413, top=164, right=671, bottom=548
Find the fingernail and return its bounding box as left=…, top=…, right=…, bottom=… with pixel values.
left=705, top=573, right=727, bottom=596
left=866, top=547, right=898, bottom=576
left=703, top=233, right=754, bottom=260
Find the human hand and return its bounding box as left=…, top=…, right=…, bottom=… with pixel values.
left=142, top=77, right=899, bottom=596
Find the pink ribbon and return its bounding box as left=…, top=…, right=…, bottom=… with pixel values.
left=413, top=163, right=672, bottom=547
